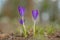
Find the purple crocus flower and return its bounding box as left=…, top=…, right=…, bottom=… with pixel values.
left=19, top=19, right=24, bottom=24
left=32, top=10, right=38, bottom=20
left=18, top=6, right=25, bottom=16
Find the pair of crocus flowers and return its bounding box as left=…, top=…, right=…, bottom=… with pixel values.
left=18, top=6, right=38, bottom=24
left=18, top=6, right=39, bottom=37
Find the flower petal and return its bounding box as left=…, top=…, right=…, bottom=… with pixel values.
left=18, top=6, right=25, bottom=16
left=32, top=10, right=38, bottom=20
left=19, top=19, right=24, bottom=24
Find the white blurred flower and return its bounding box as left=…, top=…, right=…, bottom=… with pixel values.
left=42, top=11, right=49, bottom=22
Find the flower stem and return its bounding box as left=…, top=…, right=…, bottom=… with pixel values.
left=33, top=20, right=36, bottom=37
left=22, top=17, right=27, bottom=37
left=23, top=23, right=27, bottom=37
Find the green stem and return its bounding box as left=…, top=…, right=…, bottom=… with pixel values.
left=22, top=17, right=27, bottom=37
left=23, top=23, right=27, bottom=37
left=33, top=21, right=36, bottom=37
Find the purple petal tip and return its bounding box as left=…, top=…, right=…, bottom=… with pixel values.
left=19, top=19, right=24, bottom=24
left=32, top=10, right=38, bottom=20
left=18, top=6, right=25, bottom=16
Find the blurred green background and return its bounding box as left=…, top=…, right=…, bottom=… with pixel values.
left=0, top=0, right=60, bottom=33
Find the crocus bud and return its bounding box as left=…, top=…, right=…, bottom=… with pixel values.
left=32, top=10, right=38, bottom=20
left=19, top=19, right=24, bottom=24
left=18, top=6, right=25, bottom=16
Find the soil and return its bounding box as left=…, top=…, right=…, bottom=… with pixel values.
left=0, top=31, right=60, bottom=40
left=47, top=31, right=60, bottom=40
